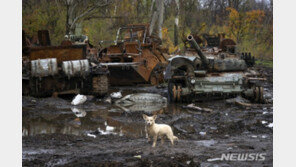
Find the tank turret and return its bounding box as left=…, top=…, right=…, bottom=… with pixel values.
left=187, top=35, right=208, bottom=69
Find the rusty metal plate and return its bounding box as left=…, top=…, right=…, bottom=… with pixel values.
left=29, top=45, right=86, bottom=63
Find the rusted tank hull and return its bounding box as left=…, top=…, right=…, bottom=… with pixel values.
left=100, top=48, right=167, bottom=86
left=107, top=66, right=147, bottom=85
left=29, top=45, right=86, bottom=63
left=23, top=75, right=108, bottom=97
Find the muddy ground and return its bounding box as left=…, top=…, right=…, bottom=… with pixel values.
left=22, top=67, right=273, bottom=167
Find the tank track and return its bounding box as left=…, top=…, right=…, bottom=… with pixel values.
left=92, top=75, right=108, bottom=96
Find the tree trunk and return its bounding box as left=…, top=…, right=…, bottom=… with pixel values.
left=66, top=4, right=70, bottom=35
left=174, top=0, right=179, bottom=46
left=149, top=0, right=156, bottom=36
left=157, top=0, right=164, bottom=39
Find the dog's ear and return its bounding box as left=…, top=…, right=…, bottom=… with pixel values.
left=142, top=114, right=148, bottom=120
left=152, top=115, right=157, bottom=120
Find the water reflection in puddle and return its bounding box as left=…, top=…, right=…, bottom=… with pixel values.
left=22, top=94, right=222, bottom=138
left=22, top=101, right=187, bottom=138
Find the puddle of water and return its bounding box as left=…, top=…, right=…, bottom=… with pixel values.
left=22, top=99, right=189, bottom=138
left=22, top=87, right=230, bottom=139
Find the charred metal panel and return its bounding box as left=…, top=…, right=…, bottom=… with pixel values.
left=29, top=45, right=86, bottom=63
left=98, top=24, right=168, bottom=86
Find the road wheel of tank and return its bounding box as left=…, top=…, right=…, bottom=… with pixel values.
left=92, top=75, right=108, bottom=96
left=259, top=86, right=264, bottom=103
left=254, top=86, right=264, bottom=103
left=172, top=85, right=177, bottom=102
left=254, top=87, right=259, bottom=102
left=177, top=85, right=181, bottom=102
left=168, top=81, right=176, bottom=103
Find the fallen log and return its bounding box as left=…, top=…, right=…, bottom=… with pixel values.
left=182, top=103, right=213, bottom=112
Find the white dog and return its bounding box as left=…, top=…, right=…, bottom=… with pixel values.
left=143, top=114, right=178, bottom=147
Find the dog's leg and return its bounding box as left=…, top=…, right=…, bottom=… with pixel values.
left=145, top=126, right=150, bottom=142
left=169, top=136, right=174, bottom=145
left=152, top=134, right=158, bottom=147
left=167, top=134, right=174, bottom=146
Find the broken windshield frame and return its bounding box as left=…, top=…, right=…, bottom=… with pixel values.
left=115, top=25, right=147, bottom=45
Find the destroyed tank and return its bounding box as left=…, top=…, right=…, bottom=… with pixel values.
left=22, top=30, right=109, bottom=97
left=98, top=24, right=168, bottom=85
left=165, top=34, right=265, bottom=103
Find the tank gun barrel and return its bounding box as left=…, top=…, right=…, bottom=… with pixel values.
left=187, top=35, right=208, bottom=69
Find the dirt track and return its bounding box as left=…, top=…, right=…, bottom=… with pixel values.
left=22, top=67, right=273, bottom=167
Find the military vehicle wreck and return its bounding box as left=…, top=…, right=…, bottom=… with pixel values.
left=165, top=34, right=265, bottom=103
left=98, top=24, right=168, bottom=85
left=22, top=30, right=109, bottom=97
left=115, top=93, right=167, bottom=113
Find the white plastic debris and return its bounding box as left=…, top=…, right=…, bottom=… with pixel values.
left=267, top=123, right=273, bottom=128
left=199, top=132, right=206, bottom=136
left=261, top=120, right=267, bottom=124
left=97, top=121, right=117, bottom=135
left=106, top=125, right=115, bottom=131
left=71, top=107, right=86, bottom=118
left=134, top=155, right=141, bottom=159
left=87, top=133, right=96, bottom=138
left=104, top=97, right=112, bottom=104
left=110, top=92, right=122, bottom=99
left=207, top=158, right=221, bottom=162
left=71, top=94, right=87, bottom=105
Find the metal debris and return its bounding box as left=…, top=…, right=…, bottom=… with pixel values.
left=183, top=103, right=213, bottom=112
left=115, top=93, right=167, bottom=112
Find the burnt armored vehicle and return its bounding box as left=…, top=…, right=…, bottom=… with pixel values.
left=165, top=35, right=264, bottom=103
left=98, top=24, right=168, bottom=85
left=22, top=30, right=109, bottom=97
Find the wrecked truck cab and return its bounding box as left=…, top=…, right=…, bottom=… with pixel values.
left=166, top=35, right=265, bottom=103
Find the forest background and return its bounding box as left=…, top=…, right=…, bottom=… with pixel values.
left=23, top=0, right=273, bottom=65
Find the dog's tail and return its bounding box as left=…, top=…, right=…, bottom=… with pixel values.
left=173, top=136, right=179, bottom=141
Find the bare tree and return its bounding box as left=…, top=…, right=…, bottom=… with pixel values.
left=149, top=0, right=164, bottom=39
left=174, top=0, right=180, bottom=46
left=61, top=0, right=111, bottom=35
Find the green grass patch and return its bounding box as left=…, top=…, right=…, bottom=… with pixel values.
left=255, top=59, right=273, bottom=68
